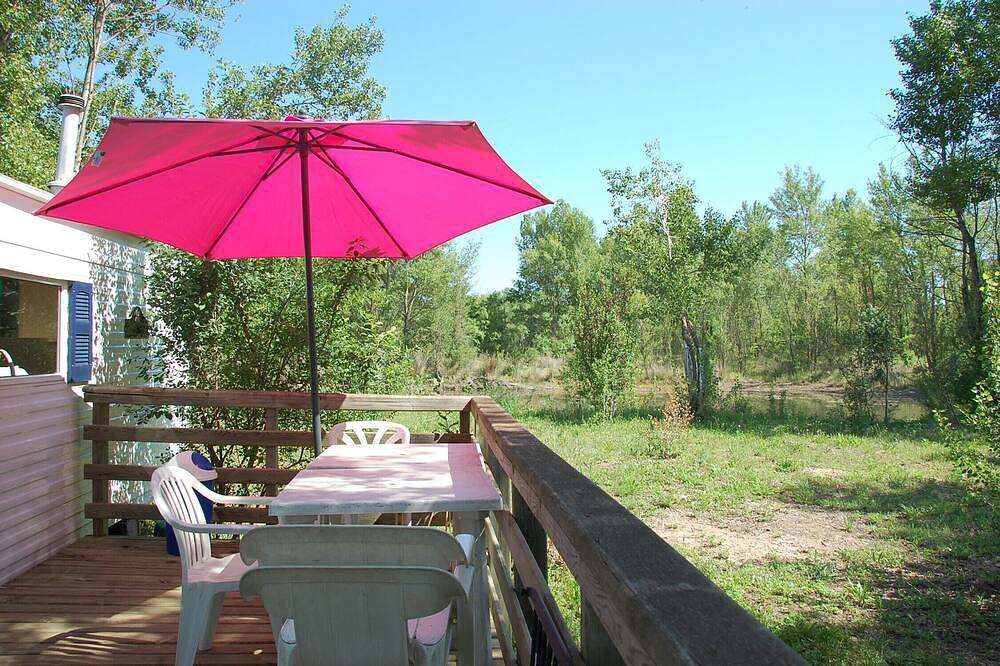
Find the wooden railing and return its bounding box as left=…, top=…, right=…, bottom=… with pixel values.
left=82, top=385, right=475, bottom=534
left=82, top=386, right=805, bottom=665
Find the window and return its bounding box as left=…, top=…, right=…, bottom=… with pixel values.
left=0, top=276, right=60, bottom=375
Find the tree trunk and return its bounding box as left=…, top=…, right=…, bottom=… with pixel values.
left=680, top=315, right=706, bottom=416
left=957, top=210, right=984, bottom=349
left=75, top=1, right=110, bottom=170
left=883, top=365, right=890, bottom=423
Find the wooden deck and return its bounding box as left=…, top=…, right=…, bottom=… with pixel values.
left=0, top=537, right=504, bottom=665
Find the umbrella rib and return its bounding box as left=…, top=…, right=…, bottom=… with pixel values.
left=203, top=146, right=292, bottom=259
left=325, top=130, right=549, bottom=202
left=319, top=145, right=387, bottom=153
left=261, top=147, right=297, bottom=180
left=306, top=125, right=347, bottom=143
left=310, top=145, right=409, bottom=258
left=209, top=143, right=294, bottom=158
left=250, top=125, right=299, bottom=142
left=42, top=133, right=281, bottom=213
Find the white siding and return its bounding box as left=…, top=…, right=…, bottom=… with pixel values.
left=0, top=174, right=155, bottom=573
left=0, top=375, right=90, bottom=584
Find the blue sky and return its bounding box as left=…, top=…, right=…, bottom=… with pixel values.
left=165, top=0, right=928, bottom=293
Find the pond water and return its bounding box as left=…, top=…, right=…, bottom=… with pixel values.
left=736, top=392, right=929, bottom=421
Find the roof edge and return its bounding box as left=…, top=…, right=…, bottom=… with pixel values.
left=0, top=173, right=52, bottom=203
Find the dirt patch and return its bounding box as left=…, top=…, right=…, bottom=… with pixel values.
left=803, top=466, right=845, bottom=479
left=652, top=500, right=873, bottom=563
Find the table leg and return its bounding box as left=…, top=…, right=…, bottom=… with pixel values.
left=455, top=511, right=490, bottom=666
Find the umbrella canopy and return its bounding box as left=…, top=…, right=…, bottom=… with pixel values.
left=38, top=117, right=549, bottom=259
left=37, top=116, right=550, bottom=452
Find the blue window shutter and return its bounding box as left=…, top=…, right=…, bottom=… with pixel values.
left=67, top=281, right=93, bottom=383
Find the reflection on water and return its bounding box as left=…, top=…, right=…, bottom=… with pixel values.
left=737, top=393, right=928, bottom=421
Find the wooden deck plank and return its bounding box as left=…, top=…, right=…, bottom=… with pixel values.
left=0, top=536, right=505, bottom=665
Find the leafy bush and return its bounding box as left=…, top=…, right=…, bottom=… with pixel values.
left=561, top=262, right=640, bottom=419
left=947, top=272, right=1000, bottom=501
left=142, top=248, right=417, bottom=470
left=843, top=305, right=903, bottom=423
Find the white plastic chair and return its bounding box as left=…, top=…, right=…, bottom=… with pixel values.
left=239, top=525, right=475, bottom=666
left=150, top=464, right=274, bottom=666
left=328, top=420, right=411, bottom=447
left=327, top=421, right=412, bottom=525
left=241, top=566, right=468, bottom=666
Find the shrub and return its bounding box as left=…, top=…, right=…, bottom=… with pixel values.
left=843, top=305, right=902, bottom=423
left=561, top=263, right=640, bottom=419
left=947, top=272, right=1000, bottom=501
left=646, top=379, right=694, bottom=458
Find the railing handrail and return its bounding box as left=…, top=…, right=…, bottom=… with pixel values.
left=83, top=384, right=473, bottom=411
left=472, top=395, right=805, bottom=666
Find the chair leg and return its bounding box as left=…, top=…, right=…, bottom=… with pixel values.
left=277, top=635, right=296, bottom=666
left=455, top=597, right=474, bottom=666
left=176, top=586, right=209, bottom=666
left=198, top=591, right=226, bottom=651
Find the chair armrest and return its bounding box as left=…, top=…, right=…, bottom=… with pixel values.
left=212, top=495, right=276, bottom=506
left=191, top=483, right=276, bottom=506
left=169, top=519, right=258, bottom=536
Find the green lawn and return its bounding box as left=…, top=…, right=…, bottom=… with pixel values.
left=493, top=393, right=998, bottom=666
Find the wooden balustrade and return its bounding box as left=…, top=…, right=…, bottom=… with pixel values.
left=81, top=385, right=804, bottom=665
left=82, top=385, right=475, bottom=533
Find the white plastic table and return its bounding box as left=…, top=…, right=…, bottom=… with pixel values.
left=269, top=442, right=502, bottom=666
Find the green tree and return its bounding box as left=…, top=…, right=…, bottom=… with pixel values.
left=562, top=259, right=641, bottom=419
left=57, top=0, right=231, bottom=165
left=381, top=243, right=479, bottom=376
left=603, top=142, right=754, bottom=415
left=889, top=0, right=1000, bottom=362
left=469, top=290, right=531, bottom=358
left=962, top=273, right=1000, bottom=496
left=946, top=272, right=1000, bottom=502
left=770, top=165, right=826, bottom=273
left=202, top=8, right=384, bottom=120
left=514, top=200, right=597, bottom=347
left=0, top=0, right=231, bottom=184
left=0, top=1, right=58, bottom=187
left=769, top=165, right=827, bottom=371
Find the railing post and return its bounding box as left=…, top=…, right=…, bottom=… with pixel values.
left=263, top=408, right=279, bottom=496
left=459, top=407, right=472, bottom=436
left=91, top=402, right=109, bottom=536
left=512, top=485, right=547, bottom=620
left=581, top=597, right=625, bottom=665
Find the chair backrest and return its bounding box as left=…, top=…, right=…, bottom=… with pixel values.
left=328, top=420, right=410, bottom=447
left=240, top=566, right=465, bottom=666
left=150, top=465, right=212, bottom=582
left=239, top=525, right=466, bottom=569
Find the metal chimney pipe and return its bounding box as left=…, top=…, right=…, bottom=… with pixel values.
left=49, top=93, right=85, bottom=194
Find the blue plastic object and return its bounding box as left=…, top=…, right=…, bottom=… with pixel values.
left=165, top=452, right=217, bottom=556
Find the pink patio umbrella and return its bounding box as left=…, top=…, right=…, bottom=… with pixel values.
left=37, top=116, right=550, bottom=453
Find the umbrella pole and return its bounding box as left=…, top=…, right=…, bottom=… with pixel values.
left=298, top=131, right=323, bottom=456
